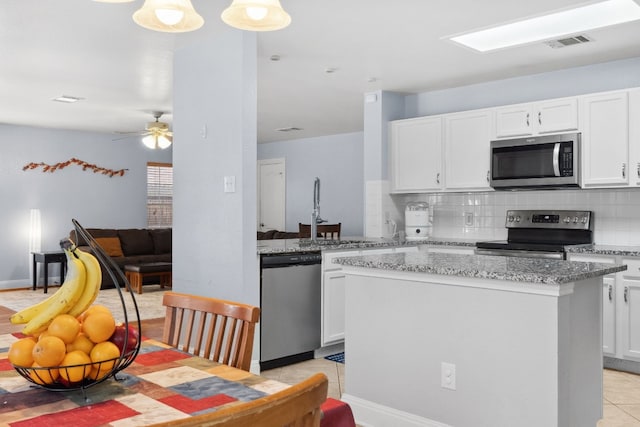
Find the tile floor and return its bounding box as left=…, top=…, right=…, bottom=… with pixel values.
left=262, top=359, right=640, bottom=426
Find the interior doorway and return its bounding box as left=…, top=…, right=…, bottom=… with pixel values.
left=257, top=158, right=286, bottom=232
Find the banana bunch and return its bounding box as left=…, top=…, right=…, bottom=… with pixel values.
left=11, top=244, right=102, bottom=335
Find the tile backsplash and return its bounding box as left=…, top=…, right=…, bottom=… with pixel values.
left=389, top=188, right=640, bottom=245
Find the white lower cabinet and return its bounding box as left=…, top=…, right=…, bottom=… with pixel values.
left=621, top=258, right=640, bottom=360
left=568, top=254, right=640, bottom=362
left=321, top=246, right=419, bottom=346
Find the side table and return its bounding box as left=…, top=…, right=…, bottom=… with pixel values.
left=32, top=251, right=67, bottom=294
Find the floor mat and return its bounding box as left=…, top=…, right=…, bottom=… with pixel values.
left=324, top=352, right=345, bottom=364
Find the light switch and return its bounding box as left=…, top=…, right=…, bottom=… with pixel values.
left=224, top=176, right=236, bottom=193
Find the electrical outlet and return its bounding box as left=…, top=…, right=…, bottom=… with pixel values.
left=464, top=212, right=474, bottom=227
left=441, top=362, right=456, bottom=390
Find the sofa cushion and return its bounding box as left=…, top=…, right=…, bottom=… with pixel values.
left=118, top=229, right=154, bottom=256
left=94, top=237, right=124, bottom=257
left=151, top=229, right=172, bottom=254
left=71, top=228, right=118, bottom=247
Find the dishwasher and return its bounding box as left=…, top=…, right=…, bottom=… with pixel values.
left=260, top=252, right=322, bottom=370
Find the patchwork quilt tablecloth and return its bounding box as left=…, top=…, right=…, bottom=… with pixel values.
left=0, top=334, right=354, bottom=426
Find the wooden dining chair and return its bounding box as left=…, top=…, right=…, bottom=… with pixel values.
left=162, top=291, right=260, bottom=372
left=149, top=373, right=329, bottom=427
left=298, top=223, right=341, bottom=240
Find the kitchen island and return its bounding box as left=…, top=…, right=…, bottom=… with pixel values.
left=334, top=251, right=626, bottom=427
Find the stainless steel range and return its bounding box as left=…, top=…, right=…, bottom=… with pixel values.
left=475, top=209, right=593, bottom=260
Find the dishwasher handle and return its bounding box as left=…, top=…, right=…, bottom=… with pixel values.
left=261, top=253, right=322, bottom=268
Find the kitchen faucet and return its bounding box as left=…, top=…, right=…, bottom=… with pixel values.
left=311, top=177, right=327, bottom=243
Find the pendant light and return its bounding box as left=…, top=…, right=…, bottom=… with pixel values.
left=142, top=134, right=173, bottom=150
left=133, top=0, right=204, bottom=33
left=221, top=0, right=291, bottom=31
left=93, top=0, right=135, bottom=3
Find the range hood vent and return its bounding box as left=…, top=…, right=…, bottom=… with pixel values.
left=544, top=34, right=593, bottom=49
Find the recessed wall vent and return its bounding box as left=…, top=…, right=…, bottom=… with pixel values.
left=275, top=127, right=303, bottom=132
left=544, top=34, right=593, bottom=49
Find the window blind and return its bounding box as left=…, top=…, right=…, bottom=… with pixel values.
left=147, top=162, right=173, bottom=228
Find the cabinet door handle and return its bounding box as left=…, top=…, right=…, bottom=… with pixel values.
left=637, top=162, right=640, bottom=178
left=624, top=286, right=629, bottom=303
left=608, top=284, right=613, bottom=302
left=622, top=163, right=626, bottom=178
left=526, top=113, right=530, bottom=127
left=486, top=171, right=490, bottom=182
left=538, top=111, right=542, bottom=125
left=436, top=173, right=440, bottom=184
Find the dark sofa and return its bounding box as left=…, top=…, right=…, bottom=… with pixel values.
left=257, top=230, right=299, bottom=240
left=69, top=228, right=171, bottom=289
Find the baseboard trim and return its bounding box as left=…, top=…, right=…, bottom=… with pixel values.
left=341, top=393, right=452, bottom=427
left=604, top=356, right=640, bottom=374
left=0, top=279, right=32, bottom=291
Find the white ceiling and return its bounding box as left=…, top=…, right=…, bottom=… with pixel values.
left=2, top=0, right=640, bottom=144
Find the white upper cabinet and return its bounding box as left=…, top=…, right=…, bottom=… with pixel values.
left=580, top=91, right=629, bottom=187
left=495, top=98, right=578, bottom=138
left=390, top=116, right=443, bottom=193
left=444, top=109, right=493, bottom=191
left=629, top=89, right=640, bottom=187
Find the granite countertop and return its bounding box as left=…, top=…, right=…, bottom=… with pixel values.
left=257, top=236, right=477, bottom=255
left=334, top=251, right=626, bottom=285
left=565, top=244, right=640, bottom=257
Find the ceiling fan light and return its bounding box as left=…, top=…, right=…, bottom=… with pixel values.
left=157, top=135, right=172, bottom=149
left=133, top=0, right=204, bottom=33
left=142, top=135, right=158, bottom=149
left=221, top=0, right=291, bottom=31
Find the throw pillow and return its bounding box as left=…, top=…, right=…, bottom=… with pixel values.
left=95, top=237, right=124, bottom=257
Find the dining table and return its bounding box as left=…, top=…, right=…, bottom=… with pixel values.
left=0, top=333, right=355, bottom=427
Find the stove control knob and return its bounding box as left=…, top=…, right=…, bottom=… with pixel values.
left=581, top=217, right=588, bottom=224
left=564, top=216, right=571, bottom=223
left=507, top=216, right=514, bottom=223
left=515, top=216, right=521, bottom=222
left=573, top=216, right=579, bottom=223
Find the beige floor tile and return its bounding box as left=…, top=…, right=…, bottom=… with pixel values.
left=618, top=405, right=640, bottom=421
left=604, top=370, right=640, bottom=405
left=598, top=404, right=640, bottom=427
left=262, top=359, right=344, bottom=399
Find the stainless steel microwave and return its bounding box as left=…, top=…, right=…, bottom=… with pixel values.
left=490, top=132, right=581, bottom=190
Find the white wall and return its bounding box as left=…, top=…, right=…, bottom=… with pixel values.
left=0, top=124, right=171, bottom=289
left=172, top=28, right=258, bottom=306
left=257, top=132, right=364, bottom=237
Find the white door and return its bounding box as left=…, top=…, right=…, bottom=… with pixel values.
left=257, top=158, right=285, bottom=232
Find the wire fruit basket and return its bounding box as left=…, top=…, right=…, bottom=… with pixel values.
left=12, top=219, right=142, bottom=392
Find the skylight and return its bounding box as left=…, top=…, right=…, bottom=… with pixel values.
left=448, top=0, right=640, bottom=52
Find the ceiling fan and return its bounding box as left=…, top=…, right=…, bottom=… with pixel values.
left=114, top=111, right=173, bottom=149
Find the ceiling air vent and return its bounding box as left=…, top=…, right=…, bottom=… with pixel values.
left=275, top=127, right=303, bottom=132
left=544, top=34, right=593, bottom=49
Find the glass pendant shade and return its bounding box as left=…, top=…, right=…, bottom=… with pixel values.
left=133, top=0, right=204, bottom=33
left=142, top=134, right=172, bottom=149
left=221, top=0, right=291, bottom=31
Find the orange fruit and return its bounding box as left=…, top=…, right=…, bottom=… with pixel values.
left=82, top=312, right=116, bottom=343
left=87, top=366, right=110, bottom=381
left=8, top=337, right=37, bottom=367
left=37, top=330, right=53, bottom=341
left=32, top=336, right=66, bottom=367
left=59, top=350, right=91, bottom=383
left=66, top=333, right=94, bottom=355
left=29, top=362, right=59, bottom=385
left=48, top=314, right=81, bottom=344
left=90, top=341, right=120, bottom=372
left=79, top=305, right=112, bottom=322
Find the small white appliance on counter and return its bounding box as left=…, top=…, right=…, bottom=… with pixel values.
left=405, top=202, right=431, bottom=240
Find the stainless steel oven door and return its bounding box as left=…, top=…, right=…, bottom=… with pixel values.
left=475, top=247, right=565, bottom=260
